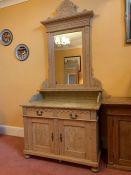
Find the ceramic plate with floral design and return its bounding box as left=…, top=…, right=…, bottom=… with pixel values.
left=15, top=44, right=29, bottom=61
left=0, top=29, right=13, bottom=46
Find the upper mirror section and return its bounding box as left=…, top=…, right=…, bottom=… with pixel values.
left=41, top=0, right=102, bottom=90
left=54, top=31, right=83, bottom=85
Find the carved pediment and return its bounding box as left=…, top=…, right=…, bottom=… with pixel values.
left=44, top=0, right=92, bottom=22
left=55, top=0, right=78, bottom=17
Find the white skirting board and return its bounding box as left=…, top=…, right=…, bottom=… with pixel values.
left=0, top=125, right=24, bottom=137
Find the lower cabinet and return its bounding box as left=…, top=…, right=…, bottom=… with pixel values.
left=106, top=104, right=131, bottom=171
left=23, top=107, right=100, bottom=170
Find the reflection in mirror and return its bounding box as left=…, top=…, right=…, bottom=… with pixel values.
left=54, top=31, right=83, bottom=85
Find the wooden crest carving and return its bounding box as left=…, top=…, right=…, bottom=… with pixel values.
left=55, top=0, right=78, bottom=17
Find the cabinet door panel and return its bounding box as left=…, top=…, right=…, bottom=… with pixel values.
left=107, top=116, right=114, bottom=164
left=114, top=116, right=131, bottom=166
left=28, top=118, right=55, bottom=154
left=59, top=120, right=87, bottom=159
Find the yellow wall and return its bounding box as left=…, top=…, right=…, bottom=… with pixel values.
left=0, top=0, right=131, bottom=127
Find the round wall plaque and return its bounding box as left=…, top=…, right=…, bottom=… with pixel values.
left=15, top=44, right=29, bottom=61
left=0, top=29, right=13, bottom=46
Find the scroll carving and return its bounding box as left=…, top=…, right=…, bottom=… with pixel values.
left=91, top=78, right=102, bottom=89
left=90, top=68, right=102, bottom=89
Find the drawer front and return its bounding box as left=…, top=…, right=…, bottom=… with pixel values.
left=106, top=106, right=131, bottom=116
left=23, top=107, right=95, bottom=121
left=56, top=109, right=91, bottom=121
left=23, top=107, right=55, bottom=118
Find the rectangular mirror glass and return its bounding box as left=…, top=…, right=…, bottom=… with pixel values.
left=54, top=31, right=83, bottom=85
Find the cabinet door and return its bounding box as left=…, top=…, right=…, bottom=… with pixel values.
left=114, top=116, right=131, bottom=167
left=27, top=118, right=55, bottom=154
left=59, top=120, right=98, bottom=161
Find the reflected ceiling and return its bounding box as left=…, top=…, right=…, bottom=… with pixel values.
left=54, top=32, right=82, bottom=50
left=0, top=0, right=28, bottom=8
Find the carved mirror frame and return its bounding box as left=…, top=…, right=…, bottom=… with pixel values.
left=41, top=0, right=101, bottom=90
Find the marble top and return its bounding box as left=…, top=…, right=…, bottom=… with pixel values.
left=22, top=99, right=101, bottom=110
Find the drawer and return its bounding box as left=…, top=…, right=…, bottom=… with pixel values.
left=23, top=107, right=95, bottom=121
left=23, top=107, right=55, bottom=118
left=56, top=109, right=91, bottom=121
left=106, top=106, right=131, bottom=116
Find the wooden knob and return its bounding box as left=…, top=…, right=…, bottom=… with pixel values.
left=36, top=111, right=43, bottom=116
left=75, top=114, right=78, bottom=118
left=70, top=114, right=78, bottom=119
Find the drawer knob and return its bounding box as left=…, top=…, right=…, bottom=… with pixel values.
left=36, top=111, right=43, bottom=116
left=69, top=114, right=78, bottom=119
left=75, top=114, right=78, bottom=118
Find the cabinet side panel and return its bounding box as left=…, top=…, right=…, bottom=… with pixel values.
left=23, top=117, right=30, bottom=150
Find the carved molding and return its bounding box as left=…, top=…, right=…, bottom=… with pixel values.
left=43, top=0, right=93, bottom=24
left=55, top=0, right=78, bottom=17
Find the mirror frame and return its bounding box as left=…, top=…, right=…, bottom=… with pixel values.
left=125, top=0, right=131, bottom=43
left=41, top=0, right=102, bottom=90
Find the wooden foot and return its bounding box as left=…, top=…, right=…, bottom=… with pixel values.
left=24, top=154, right=31, bottom=159
left=91, top=167, right=99, bottom=173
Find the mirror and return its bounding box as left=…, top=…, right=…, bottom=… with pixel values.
left=41, top=0, right=101, bottom=89
left=54, top=31, right=83, bottom=85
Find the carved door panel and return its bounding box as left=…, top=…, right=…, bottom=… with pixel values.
left=114, top=116, right=131, bottom=167
left=59, top=120, right=87, bottom=159
left=28, top=118, right=55, bottom=154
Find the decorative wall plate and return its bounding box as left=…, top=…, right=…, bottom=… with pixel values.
left=0, top=29, right=13, bottom=46
left=15, top=44, right=29, bottom=61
